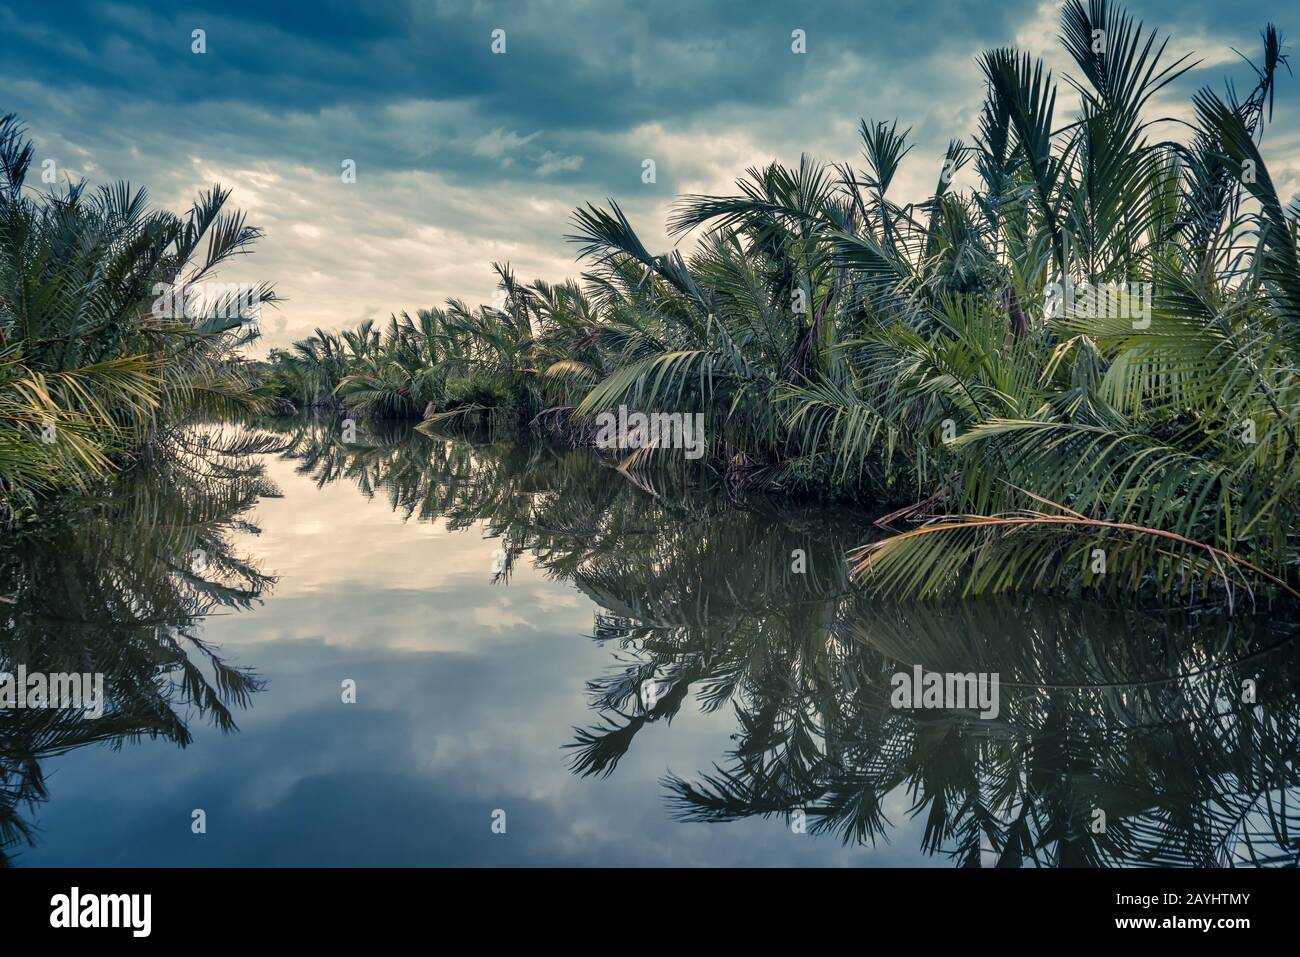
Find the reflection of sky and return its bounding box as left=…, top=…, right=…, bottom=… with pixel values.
left=21, top=454, right=929, bottom=866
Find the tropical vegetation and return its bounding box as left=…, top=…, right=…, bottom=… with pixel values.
left=267, top=0, right=1300, bottom=610
left=0, top=112, right=274, bottom=524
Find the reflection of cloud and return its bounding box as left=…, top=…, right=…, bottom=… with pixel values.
left=28, top=628, right=927, bottom=865
left=224, top=454, right=590, bottom=653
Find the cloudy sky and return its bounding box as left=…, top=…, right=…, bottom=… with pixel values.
left=2, top=0, right=1296, bottom=349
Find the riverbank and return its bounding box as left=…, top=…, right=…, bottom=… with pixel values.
left=252, top=12, right=1300, bottom=610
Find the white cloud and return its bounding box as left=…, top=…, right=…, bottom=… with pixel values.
left=473, top=127, right=539, bottom=159
left=534, top=150, right=584, bottom=176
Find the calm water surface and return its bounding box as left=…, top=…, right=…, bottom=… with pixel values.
left=3, top=419, right=1298, bottom=866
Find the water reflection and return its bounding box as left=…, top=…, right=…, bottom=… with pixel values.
left=272, top=418, right=1300, bottom=867
left=4, top=417, right=1299, bottom=866
left=0, top=428, right=279, bottom=864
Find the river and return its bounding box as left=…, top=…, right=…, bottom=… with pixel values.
left=2, top=418, right=1296, bottom=866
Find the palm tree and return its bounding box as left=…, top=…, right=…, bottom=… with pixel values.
left=0, top=112, right=277, bottom=517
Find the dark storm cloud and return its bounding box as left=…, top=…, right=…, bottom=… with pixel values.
left=0, top=0, right=1292, bottom=345
left=2, top=0, right=1289, bottom=192
left=0, top=0, right=1051, bottom=185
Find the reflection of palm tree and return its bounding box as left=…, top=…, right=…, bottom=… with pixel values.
left=268, top=421, right=1300, bottom=866
left=662, top=597, right=1300, bottom=867
left=0, top=428, right=279, bottom=864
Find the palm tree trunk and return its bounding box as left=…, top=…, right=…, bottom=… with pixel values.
left=1006, top=285, right=1030, bottom=338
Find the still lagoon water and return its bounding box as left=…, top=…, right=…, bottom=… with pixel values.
left=3, top=419, right=1298, bottom=866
